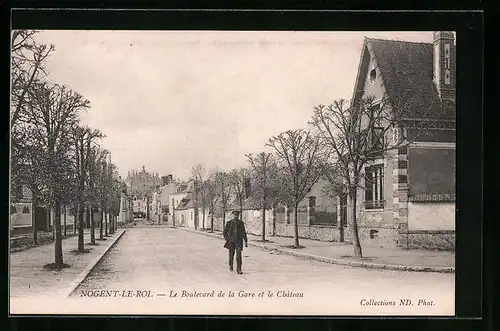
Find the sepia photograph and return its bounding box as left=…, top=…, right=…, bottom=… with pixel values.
left=9, top=29, right=456, bottom=316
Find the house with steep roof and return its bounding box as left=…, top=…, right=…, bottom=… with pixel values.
left=350, top=31, right=456, bottom=250
left=168, top=180, right=192, bottom=226
left=174, top=194, right=196, bottom=228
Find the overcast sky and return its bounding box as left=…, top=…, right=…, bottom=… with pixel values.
left=34, top=30, right=433, bottom=180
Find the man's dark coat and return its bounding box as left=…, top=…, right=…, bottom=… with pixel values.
left=223, top=218, right=248, bottom=250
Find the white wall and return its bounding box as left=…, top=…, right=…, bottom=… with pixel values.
left=10, top=202, right=32, bottom=228
left=408, top=202, right=455, bottom=231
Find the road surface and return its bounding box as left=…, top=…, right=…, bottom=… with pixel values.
left=69, top=227, right=455, bottom=315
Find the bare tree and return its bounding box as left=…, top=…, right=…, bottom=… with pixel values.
left=205, top=173, right=219, bottom=232
left=245, top=152, right=279, bottom=241
left=103, top=161, right=118, bottom=235
left=92, top=148, right=109, bottom=240
left=107, top=169, right=123, bottom=231
left=72, top=127, right=102, bottom=252
left=267, top=129, right=326, bottom=248
left=87, top=142, right=106, bottom=245
left=190, top=164, right=206, bottom=230
left=10, top=123, right=46, bottom=245
left=229, top=168, right=249, bottom=224
left=215, top=171, right=231, bottom=228
left=10, top=30, right=55, bottom=129
left=10, top=31, right=54, bottom=244
left=319, top=162, right=348, bottom=242
left=310, top=96, right=450, bottom=257
left=22, top=82, right=89, bottom=266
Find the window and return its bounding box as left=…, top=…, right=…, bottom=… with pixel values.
left=369, top=68, right=377, bottom=83
left=22, top=205, right=30, bottom=214
left=365, top=164, right=385, bottom=209
left=308, top=196, right=316, bottom=208
left=370, top=127, right=384, bottom=150
left=10, top=205, right=17, bottom=214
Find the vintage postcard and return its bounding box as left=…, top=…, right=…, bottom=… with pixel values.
left=9, top=30, right=456, bottom=316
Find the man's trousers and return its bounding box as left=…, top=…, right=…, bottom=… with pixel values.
left=228, top=242, right=243, bottom=272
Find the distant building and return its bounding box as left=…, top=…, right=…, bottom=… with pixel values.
left=170, top=181, right=193, bottom=226
left=174, top=195, right=196, bottom=228
left=126, top=165, right=162, bottom=199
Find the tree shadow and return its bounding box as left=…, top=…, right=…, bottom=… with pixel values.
left=281, top=245, right=306, bottom=249
left=43, top=262, right=70, bottom=271
left=340, top=255, right=374, bottom=261
left=254, top=239, right=274, bottom=243
left=69, top=248, right=93, bottom=255
left=96, top=238, right=108, bottom=241
left=86, top=242, right=100, bottom=246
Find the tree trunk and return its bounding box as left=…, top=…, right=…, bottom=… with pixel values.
left=84, top=206, right=89, bottom=229
left=104, top=209, right=108, bottom=236
left=222, top=209, right=226, bottom=228
left=202, top=207, right=206, bottom=229
left=261, top=204, right=266, bottom=241
left=90, top=205, right=95, bottom=244
left=293, top=203, right=300, bottom=248
left=210, top=212, right=214, bottom=232
left=78, top=202, right=85, bottom=253
left=338, top=196, right=345, bottom=243
left=350, top=192, right=363, bottom=258
left=99, top=205, right=104, bottom=239
left=110, top=210, right=114, bottom=234
left=338, top=220, right=345, bottom=242
left=54, top=200, right=63, bottom=264
left=48, top=205, right=53, bottom=239
left=272, top=206, right=276, bottom=237
left=193, top=199, right=197, bottom=230
left=32, top=197, right=38, bottom=245
left=74, top=204, right=78, bottom=235
left=63, top=205, right=67, bottom=237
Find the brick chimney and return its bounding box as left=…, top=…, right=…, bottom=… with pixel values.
left=433, top=31, right=456, bottom=101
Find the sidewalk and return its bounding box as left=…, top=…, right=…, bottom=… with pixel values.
left=179, top=228, right=455, bottom=273
left=9, top=229, right=125, bottom=299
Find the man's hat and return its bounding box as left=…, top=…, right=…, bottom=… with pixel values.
left=231, top=210, right=240, bottom=216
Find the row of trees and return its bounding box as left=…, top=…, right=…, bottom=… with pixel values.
left=188, top=95, right=445, bottom=258
left=10, top=30, right=125, bottom=268
left=189, top=159, right=282, bottom=241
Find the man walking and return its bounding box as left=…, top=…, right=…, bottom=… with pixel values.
left=223, top=210, right=248, bottom=274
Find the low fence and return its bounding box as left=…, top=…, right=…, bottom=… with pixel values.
left=274, top=223, right=342, bottom=242
left=309, top=210, right=337, bottom=226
